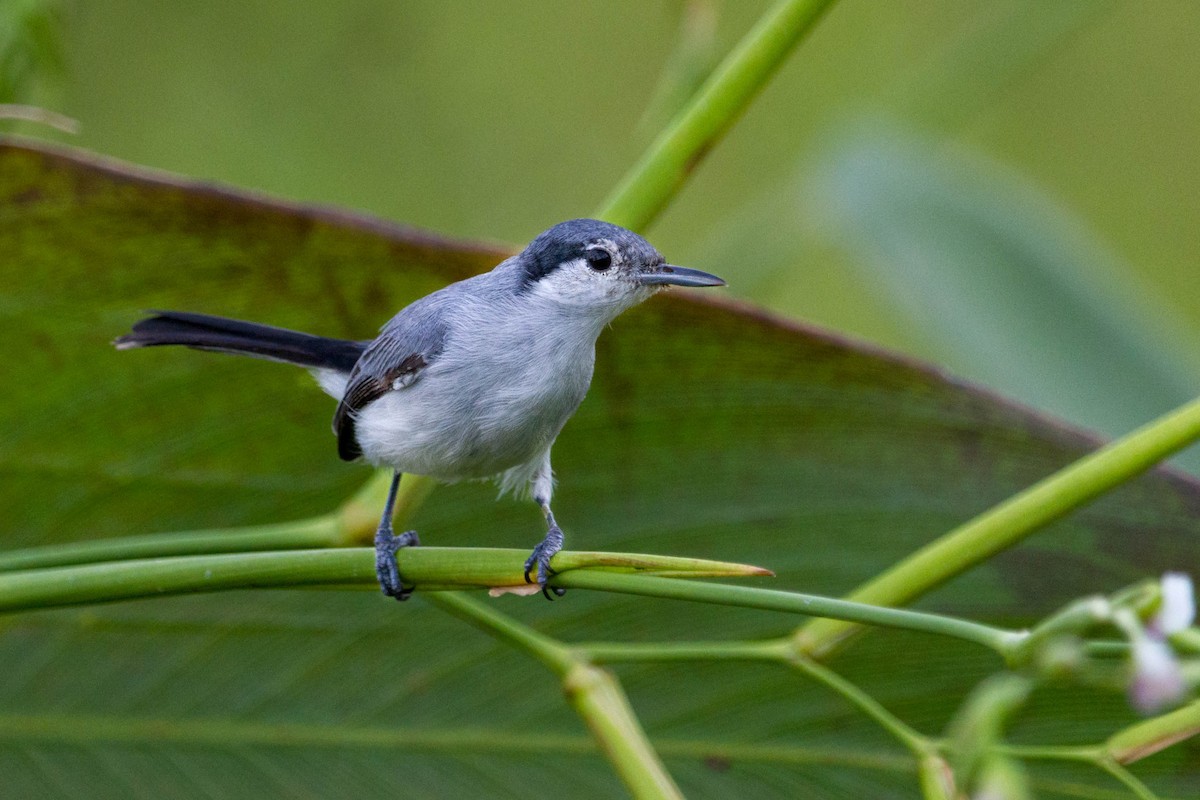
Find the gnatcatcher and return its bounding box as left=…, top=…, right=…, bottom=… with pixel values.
left=116, top=219, right=726, bottom=599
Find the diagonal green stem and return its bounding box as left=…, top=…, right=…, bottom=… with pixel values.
left=997, top=729, right=1183, bottom=800
left=336, top=471, right=436, bottom=546
left=799, top=394, right=1200, bottom=659
left=596, top=0, right=838, bottom=230
left=426, top=593, right=682, bottom=800
left=1105, top=700, right=1200, bottom=765
left=424, top=592, right=575, bottom=674
left=786, top=653, right=932, bottom=756
left=916, top=754, right=956, bottom=800
left=1095, top=759, right=1161, bottom=800
left=0, top=516, right=340, bottom=573
left=0, top=472, right=429, bottom=572
left=581, top=638, right=932, bottom=756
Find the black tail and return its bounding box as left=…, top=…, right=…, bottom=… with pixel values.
left=114, top=311, right=366, bottom=372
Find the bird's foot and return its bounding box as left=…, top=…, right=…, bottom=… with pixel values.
left=375, top=527, right=421, bottom=601
left=523, top=525, right=566, bottom=600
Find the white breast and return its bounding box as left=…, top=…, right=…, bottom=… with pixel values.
left=349, top=292, right=604, bottom=482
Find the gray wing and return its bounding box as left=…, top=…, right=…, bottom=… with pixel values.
left=333, top=296, right=450, bottom=461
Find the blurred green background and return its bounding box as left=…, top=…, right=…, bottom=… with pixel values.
left=6, top=0, right=1200, bottom=457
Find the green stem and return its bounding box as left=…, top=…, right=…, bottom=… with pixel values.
left=973, top=741, right=1166, bottom=800
left=1096, top=759, right=1161, bottom=800
left=1005, top=596, right=1111, bottom=666
left=0, top=516, right=339, bottom=573
left=0, top=549, right=374, bottom=613
left=425, top=593, right=682, bottom=800
left=579, top=638, right=930, bottom=762
left=581, top=639, right=792, bottom=663
left=1082, top=628, right=1199, bottom=658
left=557, top=571, right=1021, bottom=656
left=943, top=674, right=1032, bottom=786
left=0, top=470, right=436, bottom=573
left=787, top=653, right=932, bottom=756
left=0, top=547, right=767, bottom=614
left=596, top=0, right=836, bottom=230
left=561, top=664, right=684, bottom=800
left=1085, top=640, right=1132, bottom=658
left=424, top=592, right=574, bottom=674
left=1171, top=627, right=1200, bottom=655
left=1105, top=700, right=1200, bottom=765
left=993, top=744, right=1099, bottom=763
left=916, top=754, right=956, bottom=800
left=336, top=471, right=437, bottom=546
left=799, top=395, right=1200, bottom=659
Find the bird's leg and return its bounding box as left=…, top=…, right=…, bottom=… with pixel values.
left=375, top=470, right=420, bottom=601
left=524, top=494, right=566, bottom=599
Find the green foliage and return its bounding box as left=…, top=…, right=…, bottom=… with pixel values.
left=2, top=0, right=1199, bottom=797
left=2, top=139, right=1199, bottom=798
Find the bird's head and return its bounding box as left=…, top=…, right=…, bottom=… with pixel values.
left=518, top=219, right=725, bottom=313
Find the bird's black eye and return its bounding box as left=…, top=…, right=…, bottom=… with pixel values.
left=585, top=249, right=612, bottom=271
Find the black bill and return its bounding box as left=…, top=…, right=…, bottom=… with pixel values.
left=634, top=264, right=726, bottom=288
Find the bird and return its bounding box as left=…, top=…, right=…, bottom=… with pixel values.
left=115, top=218, right=726, bottom=600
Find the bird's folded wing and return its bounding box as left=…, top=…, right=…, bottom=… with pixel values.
left=333, top=298, right=449, bottom=461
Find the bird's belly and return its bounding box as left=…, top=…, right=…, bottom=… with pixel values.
left=351, top=366, right=585, bottom=480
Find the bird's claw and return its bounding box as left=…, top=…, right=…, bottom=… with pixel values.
left=375, top=528, right=421, bottom=601
left=523, top=526, right=565, bottom=600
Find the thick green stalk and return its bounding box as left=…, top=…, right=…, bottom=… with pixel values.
left=1105, top=700, right=1200, bottom=765
left=799, top=395, right=1200, bottom=658
left=336, top=471, right=436, bottom=546
left=0, top=549, right=374, bottom=613
left=562, top=664, right=684, bottom=800
left=942, top=674, right=1032, bottom=787
left=427, top=593, right=682, bottom=800
left=596, top=0, right=837, bottom=230
left=0, top=548, right=768, bottom=614
left=916, top=755, right=956, bottom=800
left=557, top=571, right=1021, bottom=656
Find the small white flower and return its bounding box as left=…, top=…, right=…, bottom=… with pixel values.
left=1129, top=636, right=1187, bottom=714
left=1154, top=572, right=1195, bottom=636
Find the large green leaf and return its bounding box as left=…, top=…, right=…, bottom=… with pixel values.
left=1, top=139, right=1197, bottom=797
